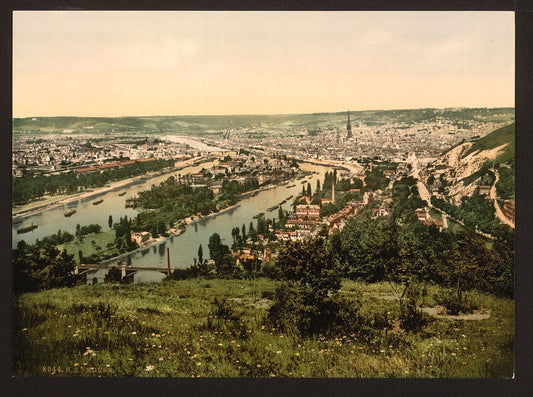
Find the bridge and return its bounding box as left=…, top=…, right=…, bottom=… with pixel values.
left=74, top=264, right=171, bottom=279
left=75, top=247, right=174, bottom=280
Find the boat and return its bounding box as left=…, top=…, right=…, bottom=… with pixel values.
left=12, top=218, right=22, bottom=225
left=286, top=195, right=293, bottom=200
left=125, top=198, right=135, bottom=208
left=118, top=191, right=127, bottom=196
left=17, top=224, right=38, bottom=234
left=64, top=209, right=76, bottom=217
left=253, top=212, right=265, bottom=219
left=267, top=205, right=279, bottom=212
left=286, top=184, right=295, bottom=188
left=301, top=180, right=307, bottom=184
left=92, top=199, right=104, bottom=205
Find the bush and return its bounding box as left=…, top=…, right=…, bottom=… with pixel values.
left=435, top=289, right=478, bottom=315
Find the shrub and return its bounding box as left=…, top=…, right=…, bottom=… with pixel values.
left=435, top=289, right=478, bottom=315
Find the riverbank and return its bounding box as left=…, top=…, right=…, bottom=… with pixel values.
left=12, top=156, right=208, bottom=219
left=298, top=157, right=363, bottom=176
left=93, top=179, right=289, bottom=267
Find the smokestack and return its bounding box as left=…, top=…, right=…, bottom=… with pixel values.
left=166, top=247, right=171, bottom=277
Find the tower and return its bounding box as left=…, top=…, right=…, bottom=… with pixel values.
left=332, top=179, right=335, bottom=203
left=346, top=110, right=352, bottom=139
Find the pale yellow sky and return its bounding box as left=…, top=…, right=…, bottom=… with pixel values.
left=13, top=11, right=514, bottom=117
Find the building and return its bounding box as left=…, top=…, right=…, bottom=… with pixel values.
left=371, top=206, right=389, bottom=219
left=295, top=204, right=321, bottom=220
left=415, top=207, right=430, bottom=221
left=131, top=232, right=151, bottom=245
left=476, top=185, right=491, bottom=196
left=346, top=110, right=352, bottom=139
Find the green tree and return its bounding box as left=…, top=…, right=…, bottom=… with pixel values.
left=198, top=244, right=204, bottom=264
left=13, top=245, right=79, bottom=293
left=268, top=237, right=341, bottom=335
left=208, top=233, right=233, bottom=274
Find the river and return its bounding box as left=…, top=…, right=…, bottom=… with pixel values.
left=12, top=160, right=330, bottom=283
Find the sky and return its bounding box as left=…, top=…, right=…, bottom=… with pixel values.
left=12, top=11, right=514, bottom=118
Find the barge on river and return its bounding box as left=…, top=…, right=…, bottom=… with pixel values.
left=17, top=224, right=38, bottom=234
left=64, top=209, right=76, bottom=217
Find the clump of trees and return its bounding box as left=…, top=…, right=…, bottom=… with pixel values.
left=13, top=159, right=174, bottom=205
left=431, top=195, right=499, bottom=234
left=113, top=216, right=138, bottom=253
left=267, top=237, right=344, bottom=336
left=13, top=242, right=78, bottom=294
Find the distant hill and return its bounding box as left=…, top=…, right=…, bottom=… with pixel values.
left=464, top=123, right=515, bottom=163
left=12, top=107, right=514, bottom=136
left=424, top=123, right=515, bottom=201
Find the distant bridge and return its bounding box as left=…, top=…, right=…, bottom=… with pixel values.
left=74, top=264, right=170, bottom=279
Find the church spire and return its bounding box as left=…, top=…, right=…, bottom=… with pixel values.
left=346, top=109, right=352, bottom=138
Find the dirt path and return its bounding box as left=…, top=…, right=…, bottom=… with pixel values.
left=490, top=171, right=515, bottom=228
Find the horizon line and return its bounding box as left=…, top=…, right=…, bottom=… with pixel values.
left=12, top=105, right=516, bottom=120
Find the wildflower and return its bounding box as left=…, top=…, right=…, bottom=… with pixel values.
left=236, top=344, right=240, bottom=347
left=230, top=340, right=236, bottom=344
left=131, top=332, right=137, bottom=335
left=159, top=357, right=164, bottom=361
left=218, top=343, right=223, bottom=346
left=145, top=365, right=154, bottom=371
left=196, top=362, right=202, bottom=366
left=451, top=352, right=456, bottom=356
left=257, top=364, right=261, bottom=368
left=275, top=350, right=282, bottom=354
left=404, top=370, right=409, bottom=374
left=261, top=325, right=265, bottom=330
left=156, top=334, right=161, bottom=338
left=106, top=364, right=110, bottom=367
left=74, top=363, right=79, bottom=367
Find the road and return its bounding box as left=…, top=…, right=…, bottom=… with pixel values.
left=490, top=170, right=515, bottom=228
left=409, top=157, right=432, bottom=205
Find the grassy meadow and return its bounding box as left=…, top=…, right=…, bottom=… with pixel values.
left=59, top=230, right=118, bottom=264
left=13, top=278, right=514, bottom=378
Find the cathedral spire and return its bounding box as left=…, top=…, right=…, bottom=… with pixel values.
left=346, top=109, right=352, bottom=138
